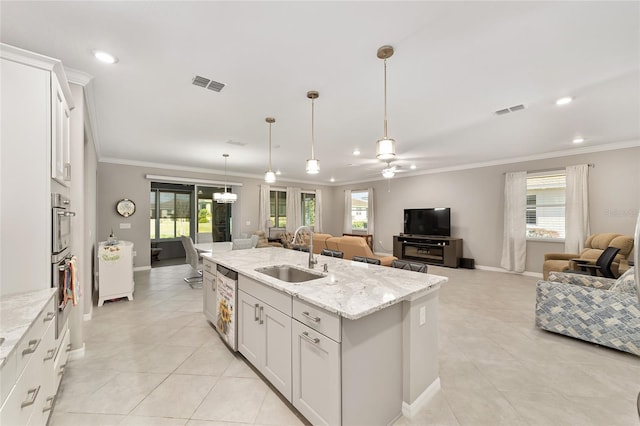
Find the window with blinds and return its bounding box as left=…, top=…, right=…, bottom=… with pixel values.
left=526, top=172, right=566, bottom=239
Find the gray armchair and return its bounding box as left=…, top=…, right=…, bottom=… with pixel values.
left=535, top=268, right=639, bottom=356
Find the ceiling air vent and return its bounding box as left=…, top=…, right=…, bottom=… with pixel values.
left=192, top=75, right=226, bottom=92
left=494, top=104, right=526, bottom=116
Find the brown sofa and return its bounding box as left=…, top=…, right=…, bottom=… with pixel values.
left=543, top=233, right=634, bottom=279
left=325, top=236, right=396, bottom=266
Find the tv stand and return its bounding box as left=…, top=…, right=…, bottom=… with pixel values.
left=393, top=235, right=462, bottom=268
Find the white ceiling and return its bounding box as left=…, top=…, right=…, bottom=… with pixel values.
left=1, top=1, right=639, bottom=184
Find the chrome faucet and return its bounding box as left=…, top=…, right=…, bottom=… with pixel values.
left=293, top=225, right=317, bottom=269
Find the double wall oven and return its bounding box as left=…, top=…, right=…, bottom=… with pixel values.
left=51, top=193, right=75, bottom=338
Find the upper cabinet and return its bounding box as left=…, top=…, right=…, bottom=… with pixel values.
left=51, top=77, right=72, bottom=186
left=0, top=43, right=74, bottom=295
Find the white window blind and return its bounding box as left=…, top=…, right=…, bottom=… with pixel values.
left=526, top=172, right=566, bottom=239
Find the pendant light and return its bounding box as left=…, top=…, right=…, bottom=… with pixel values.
left=376, top=45, right=396, bottom=161
left=305, top=90, right=320, bottom=174
left=213, top=154, right=237, bottom=203
left=264, top=117, right=276, bottom=183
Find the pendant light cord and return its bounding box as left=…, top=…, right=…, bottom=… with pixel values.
left=268, top=122, right=273, bottom=170
left=383, top=58, right=388, bottom=138
left=311, top=97, right=315, bottom=159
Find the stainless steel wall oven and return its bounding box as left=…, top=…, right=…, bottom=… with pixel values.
left=51, top=193, right=75, bottom=338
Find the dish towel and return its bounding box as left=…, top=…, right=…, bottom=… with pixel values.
left=68, top=256, right=80, bottom=306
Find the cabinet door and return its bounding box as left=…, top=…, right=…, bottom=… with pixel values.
left=292, top=320, right=341, bottom=426
left=51, top=77, right=71, bottom=186
left=203, top=270, right=216, bottom=323
left=262, top=304, right=291, bottom=401
left=237, top=290, right=263, bottom=367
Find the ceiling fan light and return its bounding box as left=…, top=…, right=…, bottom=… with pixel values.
left=306, top=158, right=320, bottom=174
left=382, top=167, right=395, bottom=179
left=264, top=170, right=276, bottom=183
left=376, top=138, right=396, bottom=160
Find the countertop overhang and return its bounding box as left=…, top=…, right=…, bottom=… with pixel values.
left=203, top=247, right=447, bottom=320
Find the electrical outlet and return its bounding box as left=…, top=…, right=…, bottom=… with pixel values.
left=419, top=306, right=426, bottom=325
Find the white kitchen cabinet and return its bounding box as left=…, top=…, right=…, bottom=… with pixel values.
left=0, top=294, right=57, bottom=426
left=291, top=319, right=341, bottom=426
left=98, top=241, right=134, bottom=306
left=0, top=44, right=74, bottom=297
left=51, top=76, right=71, bottom=186
left=202, top=258, right=216, bottom=324
left=237, top=276, right=292, bottom=401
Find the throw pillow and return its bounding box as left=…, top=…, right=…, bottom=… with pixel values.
left=609, top=267, right=636, bottom=294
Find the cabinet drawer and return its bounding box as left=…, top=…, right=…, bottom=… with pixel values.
left=0, top=350, right=17, bottom=407
left=239, top=275, right=291, bottom=316
left=293, top=298, right=341, bottom=342
left=203, top=259, right=215, bottom=274
left=53, top=326, right=70, bottom=391
left=16, top=298, right=55, bottom=376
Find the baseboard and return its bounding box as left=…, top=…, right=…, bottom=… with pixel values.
left=68, top=343, right=85, bottom=360
left=475, top=264, right=542, bottom=278
left=401, top=377, right=441, bottom=418
left=133, top=266, right=151, bottom=272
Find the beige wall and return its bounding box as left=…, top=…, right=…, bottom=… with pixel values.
left=97, top=146, right=638, bottom=273
left=96, top=163, right=334, bottom=268
left=330, top=146, right=639, bottom=274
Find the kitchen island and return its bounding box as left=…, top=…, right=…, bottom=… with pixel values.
left=202, top=247, right=447, bottom=425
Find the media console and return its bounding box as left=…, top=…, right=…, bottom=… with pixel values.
left=393, top=235, right=463, bottom=268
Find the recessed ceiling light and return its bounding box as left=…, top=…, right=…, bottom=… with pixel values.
left=572, top=137, right=585, bottom=144
left=275, top=170, right=282, bottom=175
left=410, top=164, right=416, bottom=170
left=555, top=96, right=573, bottom=106
left=92, top=50, right=118, bottom=64
left=353, top=149, right=360, bottom=156
left=330, top=177, right=335, bottom=182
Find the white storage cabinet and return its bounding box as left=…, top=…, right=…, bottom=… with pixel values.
left=98, top=241, right=134, bottom=306
left=237, top=275, right=292, bottom=401
left=202, top=258, right=216, bottom=323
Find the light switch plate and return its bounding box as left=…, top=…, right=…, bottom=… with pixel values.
left=119, top=223, right=131, bottom=229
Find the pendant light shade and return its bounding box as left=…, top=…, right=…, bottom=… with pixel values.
left=264, top=117, right=276, bottom=183
left=214, top=154, right=237, bottom=203
left=376, top=45, right=397, bottom=161
left=306, top=90, right=320, bottom=174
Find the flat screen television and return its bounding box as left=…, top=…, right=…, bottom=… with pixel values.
left=404, top=208, right=451, bottom=237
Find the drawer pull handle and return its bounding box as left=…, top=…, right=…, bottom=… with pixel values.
left=301, top=331, right=320, bottom=345
left=44, top=348, right=56, bottom=361
left=42, top=396, right=55, bottom=412
left=254, top=304, right=260, bottom=322
left=21, top=386, right=40, bottom=408
left=22, top=339, right=41, bottom=356
left=259, top=306, right=264, bottom=325
left=301, top=311, right=321, bottom=323
left=58, top=363, right=66, bottom=375
left=43, top=312, right=55, bottom=322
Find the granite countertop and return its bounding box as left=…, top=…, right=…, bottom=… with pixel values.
left=203, top=247, right=447, bottom=320
left=0, top=288, right=57, bottom=368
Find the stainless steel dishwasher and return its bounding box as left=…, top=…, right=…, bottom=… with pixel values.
left=215, top=264, right=238, bottom=350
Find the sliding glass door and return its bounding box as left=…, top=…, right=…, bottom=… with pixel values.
left=196, top=186, right=231, bottom=242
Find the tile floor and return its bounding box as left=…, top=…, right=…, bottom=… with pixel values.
left=50, top=264, right=640, bottom=426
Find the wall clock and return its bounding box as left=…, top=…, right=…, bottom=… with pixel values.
left=116, top=198, right=136, bottom=217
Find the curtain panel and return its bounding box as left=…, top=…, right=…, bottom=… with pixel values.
left=565, top=164, right=590, bottom=253
left=314, top=189, right=323, bottom=232
left=286, top=187, right=302, bottom=233
left=258, top=184, right=271, bottom=233
left=343, top=190, right=352, bottom=234
left=367, top=187, right=375, bottom=238
left=500, top=171, right=527, bottom=272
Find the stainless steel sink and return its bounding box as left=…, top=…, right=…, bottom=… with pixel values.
left=255, top=265, right=325, bottom=283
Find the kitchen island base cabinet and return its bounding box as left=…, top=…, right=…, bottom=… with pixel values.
left=292, top=320, right=341, bottom=426
left=237, top=276, right=292, bottom=401
left=202, top=258, right=216, bottom=324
